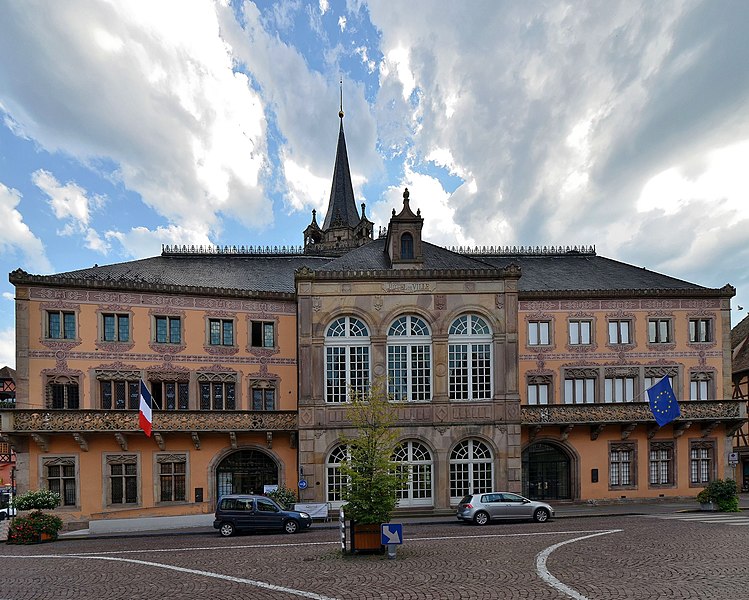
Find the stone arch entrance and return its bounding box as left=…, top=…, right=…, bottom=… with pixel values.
left=216, top=449, right=279, bottom=499
left=522, top=441, right=573, bottom=501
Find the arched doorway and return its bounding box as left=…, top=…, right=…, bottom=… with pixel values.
left=522, top=442, right=572, bottom=501
left=216, top=449, right=278, bottom=499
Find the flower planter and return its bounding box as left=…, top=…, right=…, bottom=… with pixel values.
left=349, top=522, right=383, bottom=553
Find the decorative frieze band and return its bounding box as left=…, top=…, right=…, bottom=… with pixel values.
left=10, top=410, right=298, bottom=432
left=522, top=401, right=742, bottom=424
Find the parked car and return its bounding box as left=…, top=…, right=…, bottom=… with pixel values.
left=456, top=492, right=554, bottom=525
left=213, top=494, right=312, bottom=536
left=0, top=505, right=16, bottom=520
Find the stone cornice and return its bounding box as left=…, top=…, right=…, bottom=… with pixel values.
left=520, top=285, right=735, bottom=301
left=295, top=266, right=519, bottom=282
left=9, top=269, right=295, bottom=301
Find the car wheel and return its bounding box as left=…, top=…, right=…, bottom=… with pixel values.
left=284, top=519, right=299, bottom=534
left=473, top=511, right=489, bottom=526
left=533, top=508, right=550, bottom=523
left=219, top=522, right=235, bottom=537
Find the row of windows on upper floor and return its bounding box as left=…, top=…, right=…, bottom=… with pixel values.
left=44, top=310, right=276, bottom=348
left=45, top=375, right=279, bottom=411
left=527, top=317, right=714, bottom=347
left=527, top=369, right=716, bottom=404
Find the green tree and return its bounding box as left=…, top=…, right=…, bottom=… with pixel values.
left=340, top=381, right=407, bottom=524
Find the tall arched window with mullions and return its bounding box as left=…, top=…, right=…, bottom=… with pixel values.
left=448, top=314, right=493, bottom=401
left=387, top=315, right=432, bottom=402
left=325, top=316, right=370, bottom=403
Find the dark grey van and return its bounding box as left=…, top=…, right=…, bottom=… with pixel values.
left=213, top=494, right=312, bottom=536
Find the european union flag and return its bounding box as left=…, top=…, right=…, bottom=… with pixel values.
left=647, top=377, right=680, bottom=426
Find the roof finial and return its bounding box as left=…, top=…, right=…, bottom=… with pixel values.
left=339, top=78, right=344, bottom=119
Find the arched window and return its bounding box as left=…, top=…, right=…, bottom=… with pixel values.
left=325, top=317, right=370, bottom=403
left=392, top=440, right=433, bottom=507
left=449, top=439, right=494, bottom=502
left=448, top=314, right=493, bottom=400
left=400, top=232, right=414, bottom=259
left=387, top=315, right=432, bottom=402
left=326, top=444, right=350, bottom=504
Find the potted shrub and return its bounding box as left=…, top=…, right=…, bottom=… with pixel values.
left=696, top=479, right=739, bottom=512
left=340, top=382, right=407, bottom=553
left=7, top=489, right=63, bottom=544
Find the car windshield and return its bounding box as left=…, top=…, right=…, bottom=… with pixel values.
left=459, top=495, right=473, bottom=504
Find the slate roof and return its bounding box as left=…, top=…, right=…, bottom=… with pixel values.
left=477, top=252, right=712, bottom=294
left=315, top=238, right=499, bottom=272
left=11, top=254, right=331, bottom=296
left=732, top=314, right=749, bottom=374
left=0, top=366, right=15, bottom=380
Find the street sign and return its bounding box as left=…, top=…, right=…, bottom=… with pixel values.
left=298, top=479, right=308, bottom=489
left=381, top=523, right=403, bottom=545
left=728, top=452, right=739, bottom=465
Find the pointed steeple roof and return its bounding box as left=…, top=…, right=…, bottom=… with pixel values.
left=322, top=111, right=359, bottom=230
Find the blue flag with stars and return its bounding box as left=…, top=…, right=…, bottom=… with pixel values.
left=647, top=377, right=680, bottom=426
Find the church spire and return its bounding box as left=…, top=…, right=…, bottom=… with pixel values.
left=322, top=81, right=359, bottom=231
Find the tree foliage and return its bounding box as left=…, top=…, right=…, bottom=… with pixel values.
left=340, top=382, right=407, bottom=524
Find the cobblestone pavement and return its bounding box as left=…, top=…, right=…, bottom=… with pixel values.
left=1, top=515, right=747, bottom=599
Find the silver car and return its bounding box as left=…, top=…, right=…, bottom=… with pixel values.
left=456, top=492, right=554, bottom=525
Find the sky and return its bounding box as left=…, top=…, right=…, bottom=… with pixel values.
left=1, top=0, right=748, bottom=369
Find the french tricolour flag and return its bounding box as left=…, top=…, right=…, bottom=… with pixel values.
left=139, top=380, right=153, bottom=437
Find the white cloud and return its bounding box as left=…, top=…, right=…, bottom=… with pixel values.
left=338, top=16, right=347, bottom=31
left=0, top=181, right=52, bottom=273
left=31, top=169, right=110, bottom=253
left=319, top=0, right=330, bottom=15
left=106, top=224, right=213, bottom=260
left=0, top=326, right=15, bottom=370
left=0, top=0, right=270, bottom=243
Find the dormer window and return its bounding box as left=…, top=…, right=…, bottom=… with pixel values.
left=401, top=233, right=414, bottom=259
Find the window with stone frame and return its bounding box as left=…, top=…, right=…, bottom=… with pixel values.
left=527, top=320, right=550, bottom=346
left=608, top=319, right=631, bottom=344
left=102, top=313, right=130, bottom=342
left=251, top=380, right=276, bottom=411
left=44, top=457, right=77, bottom=506
left=649, top=441, right=675, bottom=487
left=208, top=318, right=234, bottom=346
left=149, top=378, right=190, bottom=410
left=46, top=310, right=76, bottom=340
left=392, top=440, right=433, bottom=506
left=107, top=454, right=138, bottom=505
left=527, top=375, right=552, bottom=405
left=609, top=442, right=636, bottom=488
left=325, top=316, right=370, bottom=403
left=157, top=454, right=187, bottom=502
left=568, top=319, right=592, bottom=345
left=604, top=368, right=637, bottom=403
left=97, top=370, right=140, bottom=410
left=689, top=372, right=713, bottom=400
left=647, top=318, right=672, bottom=343
left=690, top=440, right=715, bottom=485
left=387, top=315, right=432, bottom=402
left=449, top=439, right=494, bottom=502
left=563, top=369, right=597, bottom=404
left=198, top=373, right=236, bottom=410
left=688, top=318, right=712, bottom=343
left=448, top=314, right=493, bottom=401
left=326, top=444, right=350, bottom=503
left=46, top=375, right=80, bottom=409
left=250, top=320, right=275, bottom=348
left=154, top=315, right=182, bottom=344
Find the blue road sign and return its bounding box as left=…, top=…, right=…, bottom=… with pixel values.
left=298, top=479, right=308, bottom=489
left=381, top=523, right=403, bottom=545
